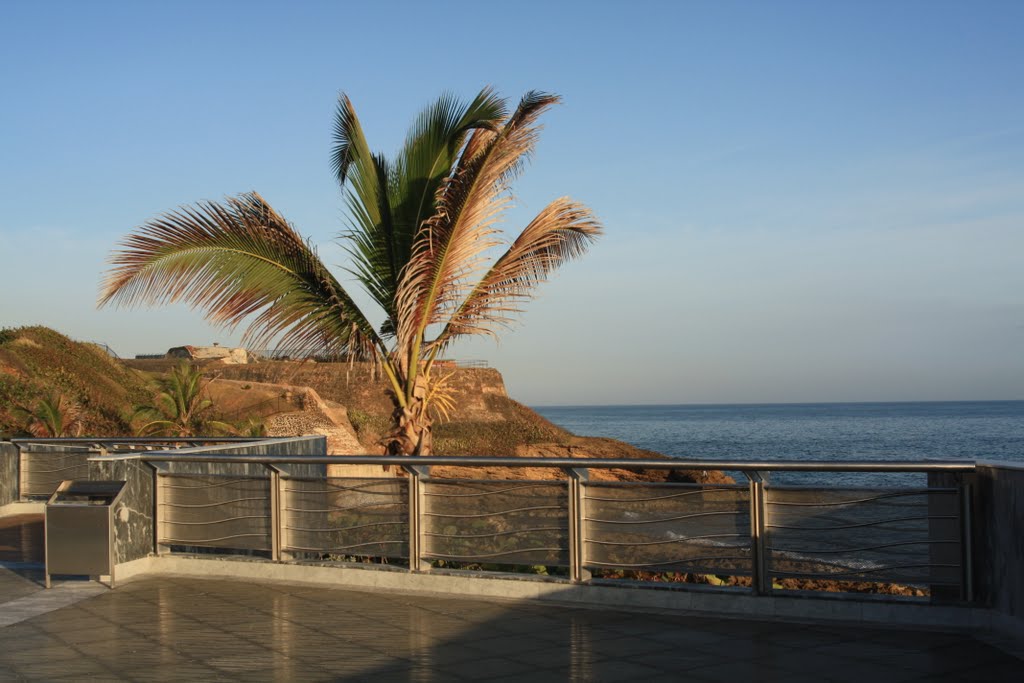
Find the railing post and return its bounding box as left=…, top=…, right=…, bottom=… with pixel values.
left=927, top=471, right=963, bottom=603
left=567, top=468, right=591, bottom=584
left=746, top=471, right=770, bottom=595
left=150, top=463, right=167, bottom=556
left=268, top=465, right=282, bottom=562
left=960, top=481, right=974, bottom=603
left=17, top=446, right=26, bottom=502
left=404, top=465, right=431, bottom=571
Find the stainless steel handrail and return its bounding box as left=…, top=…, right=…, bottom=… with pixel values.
left=133, top=453, right=978, bottom=472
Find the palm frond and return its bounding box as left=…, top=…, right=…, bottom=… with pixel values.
left=340, top=88, right=507, bottom=334
left=395, top=92, right=561, bottom=357
left=333, top=94, right=391, bottom=319
left=430, top=197, right=601, bottom=352
left=99, top=192, right=381, bottom=359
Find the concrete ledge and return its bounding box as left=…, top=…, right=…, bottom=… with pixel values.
left=0, top=502, right=45, bottom=518
left=111, top=555, right=159, bottom=584
left=117, top=554, right=997, bottom=636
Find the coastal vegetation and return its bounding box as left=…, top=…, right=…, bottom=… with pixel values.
left=0, top=326, right=149, bottom=437
left=100, top=88, right=601, bottom=456
left=13, top=391, right=84, bottom=438
left=131, top=361, right=233, bottom=437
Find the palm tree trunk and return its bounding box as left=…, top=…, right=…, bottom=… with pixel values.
left=384, top=397, right=433, bottom=455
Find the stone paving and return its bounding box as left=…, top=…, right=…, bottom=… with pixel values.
left=0, top=512, right=1021, bottom=681
left=0, top=567, right=1020, bottom=682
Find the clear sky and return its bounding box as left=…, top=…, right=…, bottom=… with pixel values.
left=2, top=0, right=1022, bottom=406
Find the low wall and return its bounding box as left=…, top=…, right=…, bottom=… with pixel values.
left=0, top=442, right=18, bottom=506
left=90, top=456, right=158, bottom=565
left=973, top=462, right=1024, bottom=639
left=95, top=436, right=327, bottom=566
left=146, top=435, right=327, bottom=479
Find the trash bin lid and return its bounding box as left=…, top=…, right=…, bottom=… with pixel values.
left=48, top=480, right=126, bottom=505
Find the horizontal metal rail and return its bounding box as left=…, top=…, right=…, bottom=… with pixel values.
left=13, top=437, right=260, bottom=445
left=130, top=453, right=978, bottom=472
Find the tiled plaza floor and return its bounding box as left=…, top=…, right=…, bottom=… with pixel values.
left=0, top=568, right=1020, bottom=682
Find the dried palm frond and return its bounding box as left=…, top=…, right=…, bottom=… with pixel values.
left=395, top=92, right=561, bottom=360
left=430, top=197, right=602, bottom=352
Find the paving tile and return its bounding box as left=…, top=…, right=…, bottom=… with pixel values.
left=685, top=658, right=828, bottom=683
left=0, top=572, right=1021, bottom=681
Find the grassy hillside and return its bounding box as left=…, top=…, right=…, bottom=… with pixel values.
left=0, top=326, right=151, bottom=437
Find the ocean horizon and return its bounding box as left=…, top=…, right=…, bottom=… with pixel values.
left=532, top=399, right=1024, bottom=409
left=533, top=400, right=1024, bottom=486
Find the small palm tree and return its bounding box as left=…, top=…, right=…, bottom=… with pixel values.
left=14, top=392, right=84, bottom=437
left=133, top=362, right=233, bottom=437
left=101, top=88, right=601, bottom=454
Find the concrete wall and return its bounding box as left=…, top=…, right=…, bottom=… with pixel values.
left=0, top=442, right=18, bottom=506
left=972, top=462, right=1024, bottom=639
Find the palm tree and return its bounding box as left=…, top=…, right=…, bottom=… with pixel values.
left=133, top=362, right=233, bottom=437
left=14, top=392, right=84, bottom=437
left=100, top=88, right=601, bottom=454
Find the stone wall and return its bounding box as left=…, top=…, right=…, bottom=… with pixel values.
left=90, top=456, right=157, bottom=565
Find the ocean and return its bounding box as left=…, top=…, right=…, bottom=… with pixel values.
left=533, top=401, right=1024, bottom=487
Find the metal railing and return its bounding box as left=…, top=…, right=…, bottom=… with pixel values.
left=137, top=453, right=975, bottom=600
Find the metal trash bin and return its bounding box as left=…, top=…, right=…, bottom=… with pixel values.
left=45, top=480, right=126, bottom=588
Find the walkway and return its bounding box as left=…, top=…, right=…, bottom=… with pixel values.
left=0, top=571, right=1018, bottom=681
left=0, top=517, right=1021, bottom=681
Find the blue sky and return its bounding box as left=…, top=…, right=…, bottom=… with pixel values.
left=2, top=0, right=1022, bottom=405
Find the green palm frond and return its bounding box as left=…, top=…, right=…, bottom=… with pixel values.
left=14, top=392, right=84, bottom=437
left=430, top=197, right=602, bottom=352
left=338, top=88, right=507, bottom=333
left=100, top=192, right=381, bottom=359
left=132, top=362, right=235, bottom=437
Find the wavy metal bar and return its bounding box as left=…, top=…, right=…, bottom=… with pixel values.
left=585, top=510, right=745, bottom=525
left=286, top=521, right=408, bottom=533
left=774, top=562, right=961, bottom=578
left=159, top=533, right=268, bottom=543
left=425, top=526, right=565, bottom=540
left=424, top=482, right=565, bottom=498
left=286, top=501, right=406, bottom=514
left=768, top=515, right=953, bottom=531
left=768, top=540, right=958, bottom=555
left=425, top=505, right=563, bottom=519
left=162, top=478, right=268, bottom=490
left=285, top=540, right=406, bottom=552
left=425, top=547, right=566, bottom=560
left=161, top=515, right=268, bottom=525
left=283, top=483, right=401, bottom=495
left=585, top=487, right=746, bottom=503
left=588, top=533, right=747, bottom=547
left=767, top=491, right=947, bottom=507
left=585, top=556, right=751, bottom=569
left=159, top=497, right=268, bottom=508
